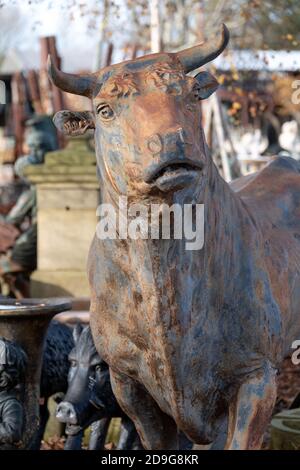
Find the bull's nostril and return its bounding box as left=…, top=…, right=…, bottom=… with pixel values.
left=147, top=134, right=163, bottom=154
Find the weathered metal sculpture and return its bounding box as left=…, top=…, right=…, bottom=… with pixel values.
left=49, top=24, right=300, bottom=449
left=0, top=338, right=27, bottom=449
left=0, top=299, right=71, bottom=448
left=31, top=321, right=74, bottom=448
left=56, top=325, right=142, bottom=450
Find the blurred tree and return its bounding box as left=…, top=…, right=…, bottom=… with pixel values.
left=234, top=0, right=300, bottom=50
left=158, top=0, right=300, bottom=51
left=0, top=0, right=300, bottom=70
left=0, top=5, right=22, bottom=67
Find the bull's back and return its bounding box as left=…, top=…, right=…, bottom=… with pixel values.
left=231, top=157, right=300, bottom=241
left=231, top=156, right=300, bottom=352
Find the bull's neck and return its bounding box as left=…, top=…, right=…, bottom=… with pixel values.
left=202, top=162, right=259, bottom=290
left=99, top=160, right=259, bottom=300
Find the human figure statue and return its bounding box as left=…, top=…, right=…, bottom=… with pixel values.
left=0, top=337, right=27, bottom=449
left=0, top=115, right=58, bottom=297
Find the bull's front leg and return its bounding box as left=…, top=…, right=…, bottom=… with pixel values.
left=110, top=370, right=179, bottom=450
left=225, top=361, right=277, bottom=450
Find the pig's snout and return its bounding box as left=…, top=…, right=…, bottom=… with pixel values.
left=56, top=401, right=77, bottom=424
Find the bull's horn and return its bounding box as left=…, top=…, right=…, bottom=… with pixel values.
left=47, top=55, right=98, bottom=98
left=177, top=24, right=230, bottom=73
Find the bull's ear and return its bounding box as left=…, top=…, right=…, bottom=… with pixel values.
left=53, top=110, right=95, bottom=136
left=194, top=71, right=219, bottom=100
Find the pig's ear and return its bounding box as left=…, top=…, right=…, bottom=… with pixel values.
left=73, top=323, right=83, bottom=344
left=194, top=71, right=219, bottom=99
left=53, top=110, right=95, bottom=136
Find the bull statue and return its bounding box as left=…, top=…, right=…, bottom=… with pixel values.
left=48, top=24, right=300, bottom=450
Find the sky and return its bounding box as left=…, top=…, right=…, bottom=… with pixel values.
left=0, top=0, right=128, bottom=72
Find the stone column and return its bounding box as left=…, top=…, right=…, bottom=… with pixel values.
left=24, top=136, right=99, bottom=297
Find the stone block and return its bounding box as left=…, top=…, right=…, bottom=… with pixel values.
left=26, top=136, right=99, bottom=298
left=30, top=271, right=90, bottom=297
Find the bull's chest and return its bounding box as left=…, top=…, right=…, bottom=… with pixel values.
left=88, top=238, right=209, bottom=410
left=88, top=238, right=279, bottom=415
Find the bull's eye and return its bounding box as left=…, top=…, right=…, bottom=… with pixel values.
left=192, top=85, right=202, bottom=101
left=159, top=72, right=171, bottom=81
left=97, top=104, right=115, bottom=120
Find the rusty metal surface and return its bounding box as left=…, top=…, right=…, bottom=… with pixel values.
left=0, top=298, right=71, bottom=448
left=49, top=25, right=300, bottom=450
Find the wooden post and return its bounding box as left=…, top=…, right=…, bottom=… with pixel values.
left=11, top=72, right=27, bottom=159
left=131, top=43, right=139, bottom=60
left=47, top=36, right=64, bottom=115
left=104, top=42, right=114, bottom=67
left=40, top=36, right=65, bottom=148
left=211, top=93, right=232, bottom=182
left=202, top=99, right=213, bottom=148
left=93, top=0, right=110, bottom=71
left=149, top=0, right=161, bottom=53
left=195, top=1, right=205, bottom=43
left=27, top=70, right=43, bottom=114
left=40, top=37, right=49, bottom=73
left=39, top=37, right=53, bottom=115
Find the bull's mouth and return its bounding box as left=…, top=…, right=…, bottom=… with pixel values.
left=145, top=159, right=203, bottom=192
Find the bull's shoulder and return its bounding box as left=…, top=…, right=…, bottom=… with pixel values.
left=230, top=156, right=300, bottom=228
left=230, top=156, right=300, bottom=195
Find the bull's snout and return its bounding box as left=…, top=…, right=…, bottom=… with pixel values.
left=144, top=127, right=202, bottom=192
left=146, top=127, right=190, bottom=156
left=56, top=401, right=77, bottom=424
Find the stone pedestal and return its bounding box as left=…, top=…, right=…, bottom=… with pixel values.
left=24, top=137, right=99, bottom=297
